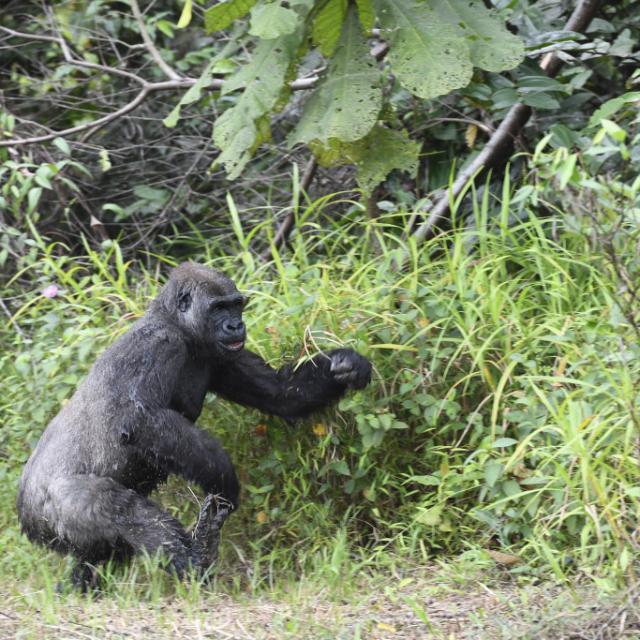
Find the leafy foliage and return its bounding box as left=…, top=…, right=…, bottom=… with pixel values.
left=180, top=0, right=525, bottom=190
left=213, top=32, right=305, bottom=178
left=249, top=2, right=301, bottom=39
left=312, top=0, right=348, bottom=56
left=375, top=0, right=473, bottom=99
left=431, top=0, right=524, bottom=72
left=311, top=125, right=420, bottom=194
left=290, top=7, right=382, bottom=146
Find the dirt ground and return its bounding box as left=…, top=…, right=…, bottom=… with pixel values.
left=1, top=578, right=639, bottom=639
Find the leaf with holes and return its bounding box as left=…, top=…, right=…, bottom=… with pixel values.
left=432, top=0, right=524, bottom=72
left=311, top=125, right=419, bottom=194
left=352, top=127, right=419, bottom=194
left=290, top=6, right=382, bottom=146
left=375, top=0, right=473, bottom=99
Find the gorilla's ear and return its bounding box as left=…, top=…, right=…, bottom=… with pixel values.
left=177, top=290, right=192, bottom=312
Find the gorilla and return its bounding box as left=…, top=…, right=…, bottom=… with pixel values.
left=17, top=263, right=371, bottom=590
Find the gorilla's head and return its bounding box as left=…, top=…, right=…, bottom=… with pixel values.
left=157, top=263, right=247, bottom=358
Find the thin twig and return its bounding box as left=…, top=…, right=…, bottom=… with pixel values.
left=129, top=0, right=183, bottom=82
left=0, top=298, right=25, bottom=339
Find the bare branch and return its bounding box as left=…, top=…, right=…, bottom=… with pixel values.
left=0, top=88, right=149, bottom=147
left=0, top=25, right=59, bottom=43
left=129, top=0, right=183, bottom=82
left=56, top=34, right=148, bottom=85
left=0, top=26, right=197, bottom=147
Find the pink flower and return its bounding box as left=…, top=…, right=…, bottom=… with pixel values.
left=42, top=284, right=59, bottom=298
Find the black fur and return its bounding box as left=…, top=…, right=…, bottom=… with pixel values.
left=17, top=263, right=371, bottom=589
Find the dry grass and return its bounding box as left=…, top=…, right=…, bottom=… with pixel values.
left=2, top=568, right=639, bottom=639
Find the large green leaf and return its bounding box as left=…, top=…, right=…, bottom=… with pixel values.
left=352, top=127, right=420, bottom=194
left=312, top=0, right=347, bottom=56
left=290, top=6, right=382, bottom=145
left=355, top=0, right=375, bottom=32
left=311, top=126, right=420, bottom=194
left=375, top=0, right=473, bottom=100
left=204, top=0, right=258, bottom=33
left=432, top=0, right=524, bottom=72
left=249, top=3, right=300, bottom=39
left=213, top=33, right=301, bottom=177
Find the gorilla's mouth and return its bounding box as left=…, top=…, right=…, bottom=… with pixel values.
left=222, top=340, right=245, bottom=352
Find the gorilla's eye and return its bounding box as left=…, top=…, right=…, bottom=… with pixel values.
left=177, top=291, right=192, bottom=312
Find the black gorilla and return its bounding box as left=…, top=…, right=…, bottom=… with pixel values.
left=17, top=263, right=371, bottom=590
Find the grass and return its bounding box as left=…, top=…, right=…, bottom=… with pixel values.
left=1, top=176, right=640, bottom=636
left=1, top=555, right=638, bottom=638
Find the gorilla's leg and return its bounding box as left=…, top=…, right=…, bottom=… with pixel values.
left=48, top=475, right=193, bottom=583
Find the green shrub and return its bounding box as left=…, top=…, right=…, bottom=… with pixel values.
left=2, top=186, right=638, bottom=588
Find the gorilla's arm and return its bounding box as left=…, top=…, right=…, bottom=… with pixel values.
left=122, top=330, right=239, bottom=504
left=210, top=348, right=371, bottom=420
left=128, top=412, right=239, bottom=504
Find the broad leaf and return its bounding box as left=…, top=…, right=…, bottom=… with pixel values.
left=204, top=0, right=258, bottom=33
left=213, top=34, right=301, bottom=177
left=522, top=92, right=560, bottom=110
left=355, top=0, right=375, bottom=32
left=311, top=126, right=420, bottom=194
left=312, top=0, right=347, bottom=56
left=352, top=127, right=419, bottom=193
left=249, top=3, right=300, bottom=39
left=375, top=0, right=473, bottom=99
left=432, top=0, right=524, bottom=72
left=290, top=6, right=382, bottom=145
left=588, top=91, right=640, bottom=127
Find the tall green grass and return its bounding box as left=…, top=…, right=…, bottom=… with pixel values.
left=1, top=182, right=638, bottom=598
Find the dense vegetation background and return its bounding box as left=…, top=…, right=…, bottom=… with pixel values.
left=1, top=0, right=640, bottom=637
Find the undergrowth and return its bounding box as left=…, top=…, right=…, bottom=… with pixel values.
left=1, top=176, right=639, bottom=604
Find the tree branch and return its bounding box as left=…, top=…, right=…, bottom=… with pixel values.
left=0, top=17, right=390, bottom=148
left=0, top=25, right=198, bottom=146
left=407, top=0, right=603, bottom=246
left=129, top=0, right=183, bottom=82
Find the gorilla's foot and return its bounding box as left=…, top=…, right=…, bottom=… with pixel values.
left=191, top=494, right=233, bottom=571
left=57, top=561, right=102, bottom=594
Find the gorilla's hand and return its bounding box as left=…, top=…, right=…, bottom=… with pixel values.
left=329, top=349, right=372, bottom=390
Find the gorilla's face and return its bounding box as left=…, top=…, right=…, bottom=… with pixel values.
left=201, top=291, right=247, bottom=358
left=170, top=265, right=247, bottom=358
